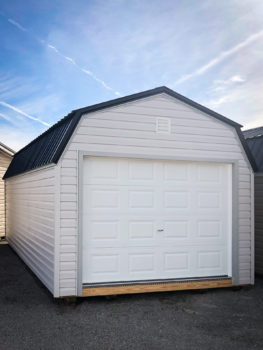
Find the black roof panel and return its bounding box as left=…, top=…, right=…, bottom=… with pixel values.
left=243, top=126, right=263, bottom=139
left=245, top=135, right=263, bottom=172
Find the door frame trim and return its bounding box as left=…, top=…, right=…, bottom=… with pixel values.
left=77, top=150, right=239, bottom=296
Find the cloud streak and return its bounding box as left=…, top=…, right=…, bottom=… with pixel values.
left=8, top=18, right=27, bottom=32
left=0, top=101, right=50, bottom=126
left=0, top=112, right=12, bottom=122
left=7, top=16, right=121, bottom=96
left=174, top=29, right=263, bottom=85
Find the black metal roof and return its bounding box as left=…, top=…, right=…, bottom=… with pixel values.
left=243, top=126, right=263, bottom=139
left=3, top=86, right=257, bottom=179
left=246, top=136, right=263, bottom=172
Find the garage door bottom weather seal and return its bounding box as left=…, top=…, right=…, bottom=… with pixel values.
left=83, top=275, right=231, bottom=289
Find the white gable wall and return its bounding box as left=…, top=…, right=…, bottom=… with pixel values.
left=58, top=93, right=253, bottom=297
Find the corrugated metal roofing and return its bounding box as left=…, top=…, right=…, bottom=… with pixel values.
left=245, top=135, right=263, bottom=172
left=3, top=86, right=258, bottom=179
left=243, top=126, right=263, bottom=139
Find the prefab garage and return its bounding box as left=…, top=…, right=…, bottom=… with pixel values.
left=4, top=86, right=256, bottom=298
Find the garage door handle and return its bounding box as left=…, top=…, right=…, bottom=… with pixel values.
left=157, top=229, right=164, bottom=232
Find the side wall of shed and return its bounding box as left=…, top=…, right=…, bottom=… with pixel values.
left=5, top=166, right=56, bottom=294
left=58, top=93, right=254, bottom=296
left=0, top=151, right=12, bottom=237
left=255, top=174, right=263, bottom=274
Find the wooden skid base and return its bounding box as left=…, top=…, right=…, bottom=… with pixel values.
left=82, top=279, right=233, bottom=297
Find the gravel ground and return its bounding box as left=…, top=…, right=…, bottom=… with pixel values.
left=1, top=242, right=263, bottom=350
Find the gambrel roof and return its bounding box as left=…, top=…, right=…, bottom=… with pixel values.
left=3, top=86, right=257, bottom=179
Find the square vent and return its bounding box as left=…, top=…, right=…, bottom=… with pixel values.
left=156, top=117, right=171, bottom=134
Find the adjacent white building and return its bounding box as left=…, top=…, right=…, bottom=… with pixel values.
left=4, top=87, right=256, bottom=298
left=0, top=142, right=14, bottom=238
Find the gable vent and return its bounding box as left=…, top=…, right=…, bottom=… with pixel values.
left=156, top=117, right=171, bottom=134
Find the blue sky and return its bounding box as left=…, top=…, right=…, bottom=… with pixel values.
left=1, top=0, right=263, bottom=151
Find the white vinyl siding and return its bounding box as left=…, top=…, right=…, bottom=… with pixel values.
left=0, top=151, right=12, bottom=237
left=58, top=93, right=253, bottom=296
left=5, top=166, right=56, bottom=294
left=255, top=174, right=263, bottom=274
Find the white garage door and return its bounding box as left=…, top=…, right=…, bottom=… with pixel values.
left=82, top=157, right=232, bottom=284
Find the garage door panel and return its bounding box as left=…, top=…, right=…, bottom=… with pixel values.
left=164, top=191, right=190, bottom=209
left=83, top=187, right=121, bottom=210
left=197, top=220, right=223, bottom=238
left=196, top=247, right=227, bottom=275
left=85, top=220, right=120, bottom=241
left=129, top=190, right=155, bottom=208
left=197, top=191, right=222, bottom=209
left=128, top=160, right=155, bottom=180
left=85, top=251, right=121, bottom=282
left=196, top=163, right=222, bottom=183
left=164, top=162, right=190, bottom=181
left=129, top=253, right=155, bottom=274
left=82, top=157, right=232, bottom=283
left=83, top=157, right=120, bottom=184
left=163, top=252, right=190, bottom=274
left=128, top=221, right=155, bottom=239
left=163, top=220, right=189, bottom=239
left=84, top=247, right=160, bottom=282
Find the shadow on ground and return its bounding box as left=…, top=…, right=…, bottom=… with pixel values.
left=0, top=243, right=263, bottom=350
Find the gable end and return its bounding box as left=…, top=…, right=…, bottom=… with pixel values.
left=4, top=86, right=257, bottom=179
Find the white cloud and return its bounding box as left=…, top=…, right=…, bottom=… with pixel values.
left=174, top=29, right=263, bottom=85
left=0, top=101, right=50, bottom=126
left=205, top=95, right=232, bottom=108
left=81, top=68, right=92, bottom=75
left=214, top=75, right=246, bottom=86
left=48, top=44, right=59, bottom=53
left=230, top=75, right=245, bottom=83
left=64, top=56, right=76, bottom=65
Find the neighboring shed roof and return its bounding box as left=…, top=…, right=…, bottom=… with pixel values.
left=244, top=133, right=263, bottom=172
left=0, top=142, right=15, bottom=157
left=243, top=126, right=263, bottom=139
left=3, top=86, right=257, bottom=179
